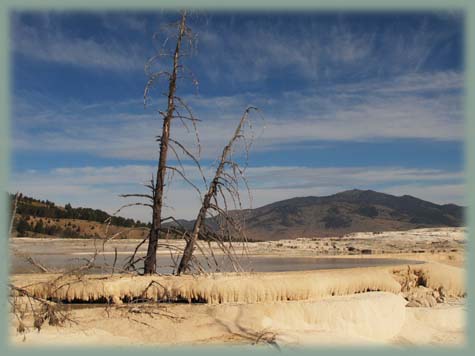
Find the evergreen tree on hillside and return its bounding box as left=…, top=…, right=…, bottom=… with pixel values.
left=16, top=217, right=31, bottom=235
left=12, top=193, right=149, bottom=229
left=33, top=219, right=45, bottom=233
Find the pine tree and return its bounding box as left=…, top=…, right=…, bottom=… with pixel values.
left=16, top=217, right=31, bottom=235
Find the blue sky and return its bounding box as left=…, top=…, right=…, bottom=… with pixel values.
left=10, top=10, right=465, bottom=221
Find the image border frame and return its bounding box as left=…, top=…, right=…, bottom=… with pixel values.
left=0, top=0, right=473, bottom=355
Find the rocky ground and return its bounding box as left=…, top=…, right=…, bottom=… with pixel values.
left=250, top=227, right=465, bottom=260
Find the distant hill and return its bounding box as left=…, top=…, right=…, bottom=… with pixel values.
left=9, top=193, right=150, bottom=239
left=9, top=190, right=464, bottom=241
left=168, top=189, right=464, bottom=241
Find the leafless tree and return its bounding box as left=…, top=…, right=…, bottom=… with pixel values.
left=118, top=11, right=262, bottom=276
left=119, top=10, right=202, bottom=274
left=143, top=11, right=186, bottom=274
left=9, top=192, right=19, bottom=236
left=177, top=107, right=259, bottom=275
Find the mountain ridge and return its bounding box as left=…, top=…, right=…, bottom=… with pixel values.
left=168, top=189, right=464, bottom=241
left=10, top=190, right=464, bottom=241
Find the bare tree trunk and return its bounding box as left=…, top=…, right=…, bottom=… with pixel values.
left=177, top=108, right=253, bottom=275
left=9, top=192, right=19, bottom=236
left=144, top=11, right=187, bottom=274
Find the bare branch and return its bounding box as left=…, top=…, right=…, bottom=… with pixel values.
left=165, top=165, right=202, bottom=197
left=177, top=107, right=258, bottom=275
left=169, top=138, right=207, bottom=187
left=144, top=71, right=171, bottom=107
left=119, top=194, right=154, bottom=201
left=26, top=257, right=49, bottom=273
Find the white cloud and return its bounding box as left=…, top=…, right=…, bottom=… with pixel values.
left=12, top=69, right=464, bottom=161
left=11, top=14, right=145, bottom=71
left=194, top=19, right=372, bottom=83
left=325, top=24, right=375, bottom=64
left=244, top=166, right=463, bottom=189
left=334, top=71, right=463, bottom=94
left=191, top=13, right=461, bottom=84
left=10, top=11, right=462, bottom=83
left=101, top=13, right=147, bottom=33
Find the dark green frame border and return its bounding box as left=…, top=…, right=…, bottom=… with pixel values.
left=1, top=1, right=473, bottom=355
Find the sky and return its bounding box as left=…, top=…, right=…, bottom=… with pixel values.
left=9, top=10, right=465, bottom=221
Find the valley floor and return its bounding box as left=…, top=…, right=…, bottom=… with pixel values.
left=9, top=227, right=467, bottom=348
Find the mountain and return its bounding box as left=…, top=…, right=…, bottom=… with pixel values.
left=170, top=189, right=464, bottom=241
left=10, top=190, right=464, bottom=241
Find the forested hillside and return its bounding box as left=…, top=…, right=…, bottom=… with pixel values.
left=8, top=193, right=150, bottom=239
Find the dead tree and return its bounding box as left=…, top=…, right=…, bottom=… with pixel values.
left=177, top=107, right=258, bottom=275
left=142, top=12, right=188, bottom=274
left=121, top=12, right=259, bottom=275
left=9, top=192, right=19, bottom=236
left=119, top=10, right=201, bottom=274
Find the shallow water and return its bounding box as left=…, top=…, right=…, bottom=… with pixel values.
left=10, top=251, right=422, bottom=274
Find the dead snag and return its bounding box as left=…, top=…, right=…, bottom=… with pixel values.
left=9, top=192, right=19, bottom=236
left=177, top=107, right=257, bottom=275
left=144, top=11, right=188, bottom=274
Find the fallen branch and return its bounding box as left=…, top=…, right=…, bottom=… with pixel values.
left=26, top=257, right=49, bottom=273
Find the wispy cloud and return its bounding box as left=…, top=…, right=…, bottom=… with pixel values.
left=11, top=12, right=145, bottom=71
left=9, top=11, right=464, bottom=219
left=192, top=17, right=376, bottom=84
left=333, top=71, right=463, bottom=94
left=11, top=12, right=462, bottom=82
left=12, top=70, right=463, bottom=161
left=100, top=13, right=148, bottom=33
left=244, top=166, right=463, bottom=190
left=191, top=12, right=461, bottom=84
